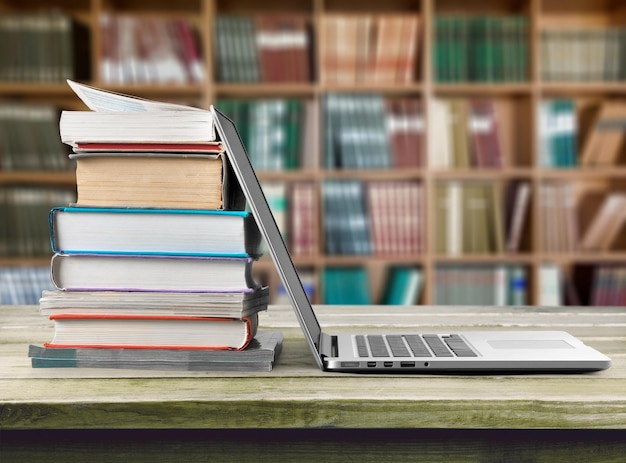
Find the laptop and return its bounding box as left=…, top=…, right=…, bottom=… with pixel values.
left=211, top=106, right=611, bottom=373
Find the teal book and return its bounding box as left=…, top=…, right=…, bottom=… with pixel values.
left=322, top=267, right=371, bottom=305
left=382, top=267, right=423, bottom=305
left=49, top=206, right=261, bottom=257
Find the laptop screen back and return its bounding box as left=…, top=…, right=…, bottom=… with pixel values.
left=211, top=107, right=324, bottom=358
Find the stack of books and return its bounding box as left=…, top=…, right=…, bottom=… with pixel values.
left=28, top=81, right=282, bottom=372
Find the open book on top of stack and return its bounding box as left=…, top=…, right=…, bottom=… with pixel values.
left=30, top=81, right=282, bottom=372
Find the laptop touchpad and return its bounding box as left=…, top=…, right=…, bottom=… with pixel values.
left=488, top=340, right=574, bottom=349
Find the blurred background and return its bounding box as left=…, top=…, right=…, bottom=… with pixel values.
left=1, top=0, right=625, bottom=307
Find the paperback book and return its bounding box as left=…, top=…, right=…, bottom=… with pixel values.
left=29, top=331, right=283, bottom=372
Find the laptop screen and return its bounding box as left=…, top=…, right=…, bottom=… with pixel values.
left=211, top=107, right=324, bottom=355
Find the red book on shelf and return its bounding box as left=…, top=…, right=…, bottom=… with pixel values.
left=289, top=182, right=318, bottom=256
left=45, top=313, right=258, bottom=351
left=256, top=14, right=310, bottom=83
left=173, top=18, right=204, bottom=83
left=385, top=98, right=424, bottom=168
left=469, top=99, right=502, bottom=168
left=367, top=180, right=423, bottom=256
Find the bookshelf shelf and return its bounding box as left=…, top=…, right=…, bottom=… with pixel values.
left=431, top=169, right=535, bottom=179
left=321, top=84, right=426, bottom=94
left=320, top=169, right=425, bottom=180
left=1, top=0, right=626, bottom=306
left=0, top=258, right=51, bottom=267
left=0, top=172, right=76, bottom=186
left=0, top=83, right=77, bottom=96
left=538, top=169, right=626, bottom=179
left=216, top=84, right=317, bottom=97
left=433, top=84, right=534, bottom=95
left=540, top=83, right=626, bottom=94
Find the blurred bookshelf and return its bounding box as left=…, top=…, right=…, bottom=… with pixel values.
left=1, top=0, right=626, bottom=306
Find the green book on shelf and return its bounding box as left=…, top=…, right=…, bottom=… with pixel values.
left=322, top=267, right=371, bottom=305
left=382, top=267, right=423, bottom=305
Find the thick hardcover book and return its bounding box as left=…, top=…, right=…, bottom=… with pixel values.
left=29, top=331, right=283, bottom=371
left=43, top=313, right=259, bottom=350
left=49, top=207, right=261, bottom=257
left=69, top=152, right=244, bottom=210
left=59, top=110, right=216, bottom=144
left=39, top=286, right=269, bottom=319
left=50, top=254, right=257, bottom=292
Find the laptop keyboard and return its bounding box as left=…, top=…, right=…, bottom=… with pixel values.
left=355, top=334, right=477, bottom=358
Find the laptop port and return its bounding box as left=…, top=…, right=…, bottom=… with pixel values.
left=384, top=362, right=393, bottom=367
left=367, top=362, right=376, bottom=368
left=401, top=361, right=416, bottom=368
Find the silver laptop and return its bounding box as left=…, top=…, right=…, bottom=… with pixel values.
left=211, top=106, right=611, bottom=373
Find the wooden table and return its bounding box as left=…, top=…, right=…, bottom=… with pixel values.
left=1, top=304, right=626, bottom=461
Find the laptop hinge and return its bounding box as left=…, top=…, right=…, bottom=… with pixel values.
left=319, top=333, right=336, bottom=358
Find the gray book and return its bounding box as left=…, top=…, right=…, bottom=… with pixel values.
left=29, top=331, right=283, bottom=372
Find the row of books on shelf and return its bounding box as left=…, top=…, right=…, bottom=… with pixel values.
left=217, top=99, right=311, bottom=171
left=0, top=266, right=53, bottom=305
left=540, top=183, right=626, bottom=254
left=435, top=179, right=626, bottom=256
left=538, top=99, right=577, bottom=168
left=433, top=15, right=528, bottom=83
left=434, top=181, right=508, bottom=255
left=3, top=95, right=626, bottom=174
left=319, top=15, right=420, bottom=85
left=540, top=28, right=626, bottom=82
left=0, top=12, right=90, bottom=83
left=324, top=94, right=424, bottom=169
left=6, top=11, right=626, bottom=86
left=539, top=99, right=626, bottom=168
left=547, top=264, right=626, bottom=306
left=4, top=180, right=624, bottom=261
left=262, top=181, right=319, bottom=258
left=100, top=13, right=204, bottom=85
left=433, top=264, right=527, bottom=306
left=27, top=81, right=283, bottom=371
left=321, top=266, right=423, bottom=306
left=0, top=103, right=71, bottom=171
left=215, top=14, right=311, bottom=83
left=429, top=98, right=502, bottom=169
left=0, top=187, right=75, bottom=258
left=323, top=179, right=424, bottom=256
left=303, top=262, right=626, bottom=306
